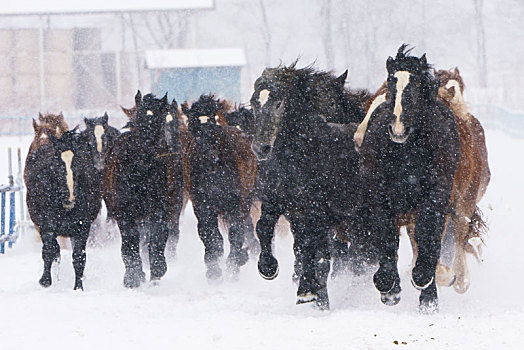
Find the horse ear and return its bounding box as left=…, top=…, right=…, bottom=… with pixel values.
left=181, top=105, right=190, bottom=116
left=336, top=70, right=348, bottom=86
left=38, top=113, right=44, bottom=122
left=135, top=90, right=142, bottom=106
left=121, top=105, right=134, bottom=119
left=59, top=112, right=64, bottom=119
left=84, top=118, right=89, bottom=127
left=162, top=93, right=168, bottom=105
left=420, top=53, right=427, bottom=66
left=102, top=113, right=109, bottom=124
left=386, top=56, right=394, bottom=73
left=171, top=99, right=178, bottom=110
left=454, top=67, right=460, bottom=75
left=32, top=119, right=39, bottom=132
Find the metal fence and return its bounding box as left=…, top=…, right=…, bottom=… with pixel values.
left=0, top=148, right=25, bottom=253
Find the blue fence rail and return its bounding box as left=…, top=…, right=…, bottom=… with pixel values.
left=0, top=148, right=24, bottom=254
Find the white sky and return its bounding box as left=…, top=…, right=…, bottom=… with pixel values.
left=0, top=0, right=214, bottom=15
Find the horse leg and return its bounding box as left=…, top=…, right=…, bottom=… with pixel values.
left=39, top=229, right=60, bottom=288
left=149, top=215, right=169, bottom=281
left=194, top=205, right=224, bottom=280
left=118, top=219, right=145, bottom=288
left=436, top=217, right=456, bottom=288
left=329, top=229, right=350, bottom=279
left=256, top=202, right=281, bottom=280
left=166, top=192, right=184, bottom=260
left=373, top=213, right=401, bottom=306
left=294, top=218, right=331, bottom=310
left=225, top=209, right=249, bottom=276
left=71, top=229, right=89, bottom=291
left=451, top=212, right=471, bottom=294
left=412, top=206, right=447, bottom=313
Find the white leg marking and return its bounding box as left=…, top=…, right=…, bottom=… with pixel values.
left=61, top=150, right=75, bottom=204
left=392, top=71, right=411, bottom=136
left=94, top=125, right=104, bottom=153
left=259, top=89, right=270, bottom=107
left=354, top=93, right=387, bottom=147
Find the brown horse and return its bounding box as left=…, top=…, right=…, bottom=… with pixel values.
left=434, top=67, right=490, bottom=293
left=181, top=94, right=258, bottom=279
left=354, top=65, right=490, bottom=295
left=25, top=120, right=101, bottom=290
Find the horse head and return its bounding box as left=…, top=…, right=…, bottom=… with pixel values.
left=83, top=113, right=116, bottom=171
left=183, top=94, right=226, bottom=165
left=385, top=44, right=439, bottom=144
left=131, top=90, right=170, bottom=148
left=46, top=128, right=86, bottom=210
left=435, top=67, right=466, bottom=108
left=164, top=98, right=182, bottom=152
left=225, top=105, right=255, bottom=137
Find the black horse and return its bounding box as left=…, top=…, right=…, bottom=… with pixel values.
left=103, top=91, right=185, bottom=288
left=182, top=94, right=258, bottom=280
left=250, top=63, right=367, bottom=309
left=25, top=127, right=101, bottom=290
left=359, top=45, right=460, bottom=312
left=81, top=113, right=120, bottom=221
left=224, top=105, right=255, bottom=138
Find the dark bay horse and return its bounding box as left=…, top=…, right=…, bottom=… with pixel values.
left=82, top=113, right=120, bottom=223
left=434, top=67, right=490, bottom=293
left=359, top=45, right=460, bottom=312
left=250, top=63, right=367, bottom=309
left=103, top=91, right=185, bottom=288
left=25, top=124, right=101, bottom=290
left=224, top=105, right=255, bottom=138
left=82, top=113, right=120, bottom=172
left=181, top=94, right=258, bottom=279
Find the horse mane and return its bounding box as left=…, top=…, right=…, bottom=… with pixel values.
left=389, top=44, right=438, bottom=101
left=262, top=62, right=366, bottom=120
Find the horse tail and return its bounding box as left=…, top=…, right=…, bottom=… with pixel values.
left=465, top=206, right=487, bottom=262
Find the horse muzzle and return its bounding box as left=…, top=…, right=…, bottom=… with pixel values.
left=388, top=122, right=412, bottom=144
left=252, top=142, right=272, bottom=161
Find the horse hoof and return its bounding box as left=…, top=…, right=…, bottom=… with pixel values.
left=123, top=270, right=146, bottom=289
left=379, top=280, right=402, bottom=306
left=453, top=278, right=470, bottom=294
left=258, top=253, right=279, bottom=280
left=227, top=248, right=249, bottom=268
left=296, top=292, right=318, bottom=305
left=418, top=299, right=439, bottom=314
left=39, top=275, right=52, bottom=288
left=380, top=291, right=401, bottom=306
left=315, top=288, right=330, bottom=311
left=74, top=280, right=84, bottom=291
left=206, top=263, right=222, bottom=280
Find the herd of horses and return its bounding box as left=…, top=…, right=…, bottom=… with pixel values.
left=24, top=44, right=490, bottom=313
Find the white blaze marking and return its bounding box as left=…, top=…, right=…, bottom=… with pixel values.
left=199, top=116, right=209, bottom=124
left=354, top=93, right=387, bottom=147
left=445, top=79, right=465, bottom=105
left=214, top=115, right=219, bottom=121
left=166, top=114, right=173, bottom=122
left=236, top=125, right=241, bottom=130
left=61, top=150, right=75, bottom=205
left=56, top=126, right=60, bottom=135
left=259, top=89, right=270, bottom=107
left=94, top=125, right=104, bottom=153
left=392, top=71, right=411, bottom=136
left=40, top=133, right=48, bottom=139
left=146, top=110, right=153, bottom=116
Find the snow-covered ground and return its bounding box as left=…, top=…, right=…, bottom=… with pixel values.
left=0, top=126, right=523, bottom=349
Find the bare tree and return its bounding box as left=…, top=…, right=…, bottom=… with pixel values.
left=258, top=0, right=272, bottom=66
left=473, top=0, right=487, bottom=88
left=320, top=0, right=335, bottom=70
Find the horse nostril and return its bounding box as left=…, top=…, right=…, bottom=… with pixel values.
left=261, top=145, right=271, bottom=155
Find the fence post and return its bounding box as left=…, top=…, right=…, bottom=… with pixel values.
left=1, top=191, right=5, bottom=254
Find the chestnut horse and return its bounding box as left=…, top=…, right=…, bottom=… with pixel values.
left=182, top=94, right=258, bottom=280
left=25, top=122, right=101, bottom=290
left=359, top=45, right=460, bottom=312
left=434, top=67, right=490, bottom=293
left=103, top=91, right=185, bottom=288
